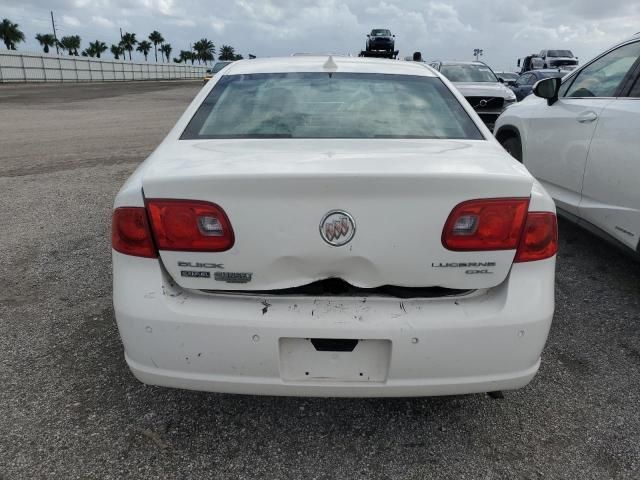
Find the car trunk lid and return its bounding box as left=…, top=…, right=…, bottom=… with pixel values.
left=142, top=139, right=533, bottom=291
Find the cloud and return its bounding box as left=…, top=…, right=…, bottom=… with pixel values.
left=62, top=15, right=81, bottom=27
left=91, top=16, right=114, bottom=28
left=3, top=0, right=639, bottom=68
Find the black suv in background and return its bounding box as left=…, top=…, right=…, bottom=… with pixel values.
left=366, top=29, right=395, bottom=54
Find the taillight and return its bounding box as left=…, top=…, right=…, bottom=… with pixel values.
left=112, top=207, right=157, bottom=258
left=515, top=212, right=558, bottom=262
left=442, top=198, right=530, bottom=251
left=145, top=199, right=234, bottom=252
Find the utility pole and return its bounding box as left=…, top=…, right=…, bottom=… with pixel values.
left=51, top=11, right=59, bottom=54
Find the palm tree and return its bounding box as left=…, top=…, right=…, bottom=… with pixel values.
left=193, top=38, right=215, bottom=65
left=160, top=43, right=172, bottom=63
left=110, top=44, right=124, bottom=60
left=59, top=35, right=81, bottom=55
left=35, top=33, right=56, bottom=54
left=120, top=32, right=137, bottom=60
left=0, top=19, right=25, bottom=50
left=148, top=30, right=164, bottom=62
left=175, top=50, right=192, bottom=63
left=218, top=45, right=237, bottom=61
left=136, top=40, right=152, bottom=61
left=89, top=40, right=107, bottom=58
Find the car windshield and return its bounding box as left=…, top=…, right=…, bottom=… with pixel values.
left=439, top=64, right=498, bottom=82
left=371, top=30, right=391, bottom=36
left=182, top=72, right=483, bottom=140
left=497, top=73, right=518, bottom=80
left=548, top=50, right=573, bottom=57
left=212, top=62, right=231, bottom=73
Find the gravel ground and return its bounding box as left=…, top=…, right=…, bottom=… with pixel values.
left=0, top=82, right=639, bottom=480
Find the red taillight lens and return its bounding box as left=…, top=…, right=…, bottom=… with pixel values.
left=112, top=207, right=157, bottom=258
left=515, top=212, right=558, bottom=262
left=442, top=198, right=530, bottom=251
left=145, top=199, right=235, bottom=252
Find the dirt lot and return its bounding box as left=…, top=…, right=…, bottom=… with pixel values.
left=1, top=81, right=639, bottom=480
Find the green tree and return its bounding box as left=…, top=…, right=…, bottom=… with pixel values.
left=175, top=50, right=193, bottom=64
left=218, top=45, right=237, bottom=61
left=110, top=44, right=124, bottom=60
left=89, top=40, right=107, bottom=58
left=59, top=35, right=81, bottom=55
left=148, top=30, right=164, bottom=62
left=136, top=40, right=152, bottom=61
left=193, top=38, right=215, bottom=65
left=120, top=32, right=137, bottom=60
left=0, top=18, right=25, bottom=50
left=160, top=43, right=172, bottom=63
left=35, top=33, right=56, bottom=54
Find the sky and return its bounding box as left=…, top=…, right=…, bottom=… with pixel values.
left=2, top=0, right=640, bottom=70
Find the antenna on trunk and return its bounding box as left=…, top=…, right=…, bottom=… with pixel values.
left=323, top=55, right=338, bottom=77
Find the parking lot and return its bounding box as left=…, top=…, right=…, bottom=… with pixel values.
left=1, top=81, right=639, bottom=479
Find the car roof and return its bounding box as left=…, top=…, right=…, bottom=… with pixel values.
left=221, top=56, right=437, bottom=77
left=436, top=61, right=488, bottom=66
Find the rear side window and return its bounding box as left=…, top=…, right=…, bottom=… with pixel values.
left=181, top=73, right=484, bottom=140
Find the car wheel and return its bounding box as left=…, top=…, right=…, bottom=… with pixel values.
left=500, top=135, right=523, bottom=162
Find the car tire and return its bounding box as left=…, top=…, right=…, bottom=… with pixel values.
left=500, top=136, right=523, bottom=162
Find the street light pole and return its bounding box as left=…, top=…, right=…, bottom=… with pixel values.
left=51, top=11, right=59, bottom=55
left=473, top=48, right=484, bottom=61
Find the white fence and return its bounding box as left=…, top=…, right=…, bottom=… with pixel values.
left=0, top=49, right=207, bottom=83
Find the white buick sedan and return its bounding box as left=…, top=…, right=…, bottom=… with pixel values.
left=495, top=34, right=640, bottom=257
left=112, top=56, right=558, bottom=397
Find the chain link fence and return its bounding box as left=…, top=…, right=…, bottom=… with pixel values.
left=0, top=49, right=207, bottom=82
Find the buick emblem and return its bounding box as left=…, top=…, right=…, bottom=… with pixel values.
left=319, top=210, right=356, bottom=247
left=479, top=99, right=488, bottom=107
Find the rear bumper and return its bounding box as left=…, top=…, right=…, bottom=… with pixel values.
left=113, top=252, right=555, bottom=397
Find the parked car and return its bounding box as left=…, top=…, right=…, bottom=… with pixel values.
left=495, top=71, right=519, bottom=86
left=430, top=60, right=517, bottom=129
left=538, top=49, right=579, bottom=70
left=366, top=29, right=395, bottom=54
left=112, top=55, right=558, bottom=397
left=510, top=69, right=566, bottom=101
left=495, top=35, right=640, bottom=257
left=203, top=61, right=233, bottom=83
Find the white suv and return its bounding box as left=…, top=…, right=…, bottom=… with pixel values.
left=496, top=35, right=640, bottom=257
left=430, top=61, right=517, bottom=129
left=112, top=56, right=557, bottom=397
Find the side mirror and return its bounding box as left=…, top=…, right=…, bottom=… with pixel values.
left=393, top=35, right=396, bottom=37
left=498, top=77, right=504, bottom=83
left=533, top=77, right=561, bottom=105
left=517, top=59, right=521, bottom=67
left=367, top=34, right=370, bottom=37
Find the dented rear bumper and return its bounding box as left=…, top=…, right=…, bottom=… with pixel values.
left=113, top=251, right=555, bottom=397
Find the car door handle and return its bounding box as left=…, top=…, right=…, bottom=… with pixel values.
left=576, top=111, right=598, bottom=123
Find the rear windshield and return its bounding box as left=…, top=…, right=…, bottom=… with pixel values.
left=181, top=73, right=484, bottom=140
left=548, top=50, right=573, bottom=58
left=439, top=64, right=498, bottom=83
left=371, top=29, right=391, bottom=36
